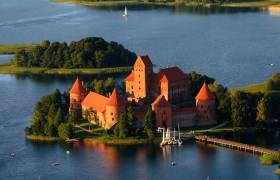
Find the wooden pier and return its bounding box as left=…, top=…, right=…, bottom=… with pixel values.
left=194, top=135, right=279, bottom=156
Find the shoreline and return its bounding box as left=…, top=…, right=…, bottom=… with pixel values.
left=0, top=63, right=132, bottom=75
left=26, top=134, right=161, bottom=144
left=50, top=0, right=280, bottom=9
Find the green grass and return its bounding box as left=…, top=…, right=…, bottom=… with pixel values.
left=26, top=135, right=61, bottom=141
left=84, top=135, right=161, bottom=145
left=0, top=64, right=132, bottom=75
left=0, top=44, right=38, bottom=55
left=275, top=168, right=280, bottom=176
left=230, top=83, right=267, bottom=94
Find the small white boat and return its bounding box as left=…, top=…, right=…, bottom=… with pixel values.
left=52, top=161, right=60, bottom=166
left=10, top=153, right=16, bottom=157
left=177, top=123, right=183, bottom=146
left=269, top=63, right=275, bottom=66
left=123, top=6, right=128, bottom=17
left=171, top=161, right=176, bottom=166
left=66, top=150, right=70, bottom=155
left=65, top=138, right=79, bottom=142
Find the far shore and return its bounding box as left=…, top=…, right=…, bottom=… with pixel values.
left=50, top=0, right=280, bottom=9
left=0, top=63, right=132, bottom=75
left=0, top=44, right=38, bottom=55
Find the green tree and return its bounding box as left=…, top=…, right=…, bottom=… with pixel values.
left=47, top=104, right=57, bottom=125
left=58, top=123, right=73, bottom=139
left=209, top=82, right=231, bottom=121
left=256, top=96, right=273, bottom=125
left=53, top=108, right=63, bottom=127
left=118, top=113, right=129, bottom=138
left=126, top=106, right=138, bottom=135
left=144, top=107, right=156, bottom=139
left=231, top=91, right=260, bottom=127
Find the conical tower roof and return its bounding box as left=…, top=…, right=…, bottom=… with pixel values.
left=107, top=88, right=126, bottom=106
left=195, top=82, right=215, bottom=101
left=70, top=78, right=85, bottom=94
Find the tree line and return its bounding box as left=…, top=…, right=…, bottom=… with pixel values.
left=13, top=37, right=136, bottom=69
left=25, top=90, right=76, bottom=139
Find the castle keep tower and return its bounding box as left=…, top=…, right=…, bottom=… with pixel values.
left=69, top=78, right=87, bottom=113
left=195, top=83, right=216, bottom=125
left=125, top=56, right=153, bottom=102
left=105, top=88, right=126, bottom=129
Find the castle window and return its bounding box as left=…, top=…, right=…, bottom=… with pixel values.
left=131, top=86, right=133, bottom=89
left=139, top=88, right=141, bottom=90
left=111, top=113, right=113, bottom=116
left=139, top=75, right=140, bottom=78
left=139, top=81, right=141, bottom=84
left=112, top=118, right=114, bottom=121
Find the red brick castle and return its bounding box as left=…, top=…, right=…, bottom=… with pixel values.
left=69, top=55, right=216, bottom=129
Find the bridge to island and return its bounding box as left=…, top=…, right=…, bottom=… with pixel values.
left=194, top=135, right=279, bottom=156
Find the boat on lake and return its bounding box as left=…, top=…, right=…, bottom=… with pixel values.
left=123, top=6, right=128, bottom=17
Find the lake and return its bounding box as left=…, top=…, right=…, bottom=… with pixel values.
left=0, top=0, right=280, bottom=179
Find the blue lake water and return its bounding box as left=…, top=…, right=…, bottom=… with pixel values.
left=0, top=0, right=280, bottom=179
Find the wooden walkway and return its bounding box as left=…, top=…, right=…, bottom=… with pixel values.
left=195, top=135, right=279, bottom=156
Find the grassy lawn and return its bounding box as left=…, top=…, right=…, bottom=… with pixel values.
left=230, top=82, right=267, bottom=94
left=0, top=44, right=38, bottom=55
left=0, top=63, right=132, bottom=75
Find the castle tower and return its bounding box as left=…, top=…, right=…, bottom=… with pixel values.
left=105, top=88, right=126, bottom=129
left=195, top=82, right=216, bottom=124
left=69, top=78, right=86, bottom=113
left=151, top=95, right=172, bottom=128
left=126, top=55, right=153, bottom=102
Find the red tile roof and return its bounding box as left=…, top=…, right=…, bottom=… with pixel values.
left=107, top=88, right=126, bottom=106
left=195, top=83, right=215, bottom=101
left=82, top=92, right=109, bottom=112
left=70, top=78, right=86, bottom=94
left=137, top=55, right=153, bottom=67
left=125, top=71, right=134, bottom=81
left=152, top=95, right=171, bottom=108
left=158, top=66, right=187, bottom=83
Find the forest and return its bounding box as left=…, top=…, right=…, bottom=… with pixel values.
left=13, top=37, right=137, bottom=69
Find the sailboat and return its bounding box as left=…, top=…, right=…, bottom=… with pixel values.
left=177, top=123, right=183, bottom=146
left=123, top=6, right=128, bottom=17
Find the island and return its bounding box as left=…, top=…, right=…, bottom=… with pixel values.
left=25, top=55, right=280, bottom=175
left=0, top=37, right=136, bottom=75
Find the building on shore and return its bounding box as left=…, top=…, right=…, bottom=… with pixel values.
left=69, top=55, right=217, bottom=129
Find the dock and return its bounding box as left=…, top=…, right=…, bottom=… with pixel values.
left=194, top=135, right=279, bottom=156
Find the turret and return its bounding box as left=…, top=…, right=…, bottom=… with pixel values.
left=105, top=88, right=126, bottom=129
left=195, top=82, right=216, bottom=123
left=69, top=78, right=86, bottom=113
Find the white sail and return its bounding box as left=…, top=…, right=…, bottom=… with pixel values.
left=123, top=6, right=128, bottom=16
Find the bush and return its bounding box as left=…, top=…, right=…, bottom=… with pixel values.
left=260, top=154, right=280, bottom=165
left=275, top=168, right=280, bottom=176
